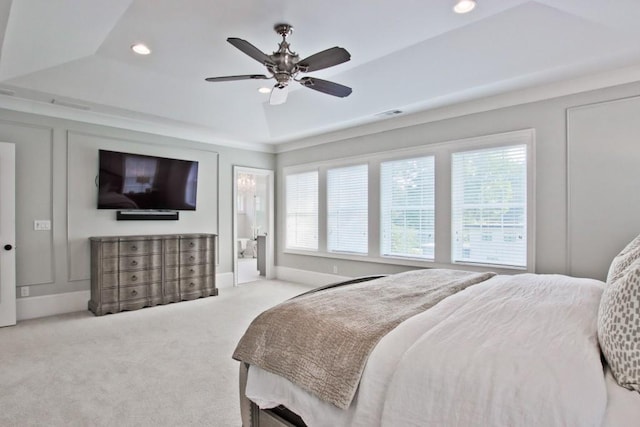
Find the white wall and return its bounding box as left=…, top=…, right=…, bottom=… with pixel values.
left=276, top=81, right=640, bottom=281
left=0, top=108, right=274, bottom=303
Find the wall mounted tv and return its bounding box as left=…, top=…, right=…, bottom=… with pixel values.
left=98, top=150, right=199, bottom=211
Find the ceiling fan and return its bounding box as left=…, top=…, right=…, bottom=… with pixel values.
left=205, top=24, right=352, bottom=105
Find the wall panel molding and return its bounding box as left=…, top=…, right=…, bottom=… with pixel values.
left=0, top=119, right=55, bottom=286
left=66, top=130, right=219, bottom=282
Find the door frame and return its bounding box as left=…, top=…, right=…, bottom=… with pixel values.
left=0, top=142, right=16, bottom=327
left=232, top=166, right=275, bottom=286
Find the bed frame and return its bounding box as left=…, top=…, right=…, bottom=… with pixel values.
left=240, top=362, right=306, bottom=427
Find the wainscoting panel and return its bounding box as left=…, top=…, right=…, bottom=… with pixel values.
left=567, top=96, right=640, bottom=280
left=0, top=120, right=55, bottom=286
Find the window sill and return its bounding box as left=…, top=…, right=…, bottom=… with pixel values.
left=282, top=249, right=531, bottom=275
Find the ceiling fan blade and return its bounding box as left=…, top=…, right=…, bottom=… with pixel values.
left=269, top=85, right=289, bottom=105
left=298, top=47, right=351, bottom=72
left=205, top=74, right=269, bottom=82
left=227, top=38, right=275, bottom=66
left=299, top=77, right=352, bottom=98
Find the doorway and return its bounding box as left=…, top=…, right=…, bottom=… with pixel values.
left=233, top=166, right=274, bottom=285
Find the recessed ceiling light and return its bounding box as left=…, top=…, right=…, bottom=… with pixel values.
left=453, top=0, right=476, bottom=14
left=131, top=43, right=151, bottom=55
left=258, top=87, right=272, bottom=94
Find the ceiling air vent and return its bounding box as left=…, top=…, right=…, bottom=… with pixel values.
left=375, top=109, right=403, bottom=117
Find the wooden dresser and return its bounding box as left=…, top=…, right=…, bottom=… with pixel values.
left=89, top=233, right=217, bottom=316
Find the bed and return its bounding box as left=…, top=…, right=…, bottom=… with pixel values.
left=233, top=236, right=640, bottom=427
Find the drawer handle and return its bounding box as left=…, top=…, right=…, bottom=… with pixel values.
left=189, top=242, right=195, bottom=247
left=131, top=245, right=138, bottom=251
left=131, top=289, right=138, bottom=296
left=189, top=282, right=195, bottom=288
left=189, top=269, right=195, bottom=274
left=131, top=275, right=138, bottom=282
left=131, top=260, right=138, bottom=266
left=189, top=256, right=195, bottom=261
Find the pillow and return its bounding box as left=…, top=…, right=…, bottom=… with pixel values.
left=598, top=257, right=640, bottom=391
left=607, top=234, right=640, bottom=283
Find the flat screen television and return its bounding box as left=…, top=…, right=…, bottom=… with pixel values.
left=98, top=150, right=198, bottom=210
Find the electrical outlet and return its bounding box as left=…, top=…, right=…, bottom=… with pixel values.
left=20, top=286, right=29, bottom=297
left=34, top=220, right=51, bottom=231
left=332, top=265, right=338, bottom=274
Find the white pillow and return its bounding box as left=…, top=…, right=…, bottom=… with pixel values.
left=599, top=257, right=640, bottom=391
left=607, top=234, right=640, bottom=283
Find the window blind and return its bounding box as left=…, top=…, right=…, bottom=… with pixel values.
left=285, top=171, right=318, bottom=250
left=451, top=144, right=527, bottom=268
left=327, top=164, right=368, bottom=254
left=381, top=156, right=435, bottom=259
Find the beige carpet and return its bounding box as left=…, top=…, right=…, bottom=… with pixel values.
left=0, top=280, right=313, bottom=427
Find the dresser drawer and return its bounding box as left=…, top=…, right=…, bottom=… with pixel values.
left=102, top=254, right=162, bottom=273
left=180, top=263, right=213, bottom=279
left=180, top=237, right=211, bottom=252
left=119, top=285, right=149, bottom=302
left=119, top=269, right=161, bottom=286
left=180, top=250, right=211, bottom=266
left=119, top=254, right=161, bottom=271
left=119, top=240, right=162, bottom=256
left=180, top=275, right=213, bottom=292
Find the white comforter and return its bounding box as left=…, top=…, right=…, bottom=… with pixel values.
left=246, top=274, right=610, bottom=426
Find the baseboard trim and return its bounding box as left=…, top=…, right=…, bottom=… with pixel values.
left=275, top=266, right=350, bottom=287
left=17, top=290, right=90, bottom=321
left=17, top=272, right=237, bottom=321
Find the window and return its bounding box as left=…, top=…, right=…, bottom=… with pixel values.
left=451, top=144, right=527, bottom=268
left=282, top=129, right=533, bottom=270
left=327, top=164, right=368, bottom=254
left=285, top=171, right=318, bottom=250
left=381, top=156, right=435, bottom=259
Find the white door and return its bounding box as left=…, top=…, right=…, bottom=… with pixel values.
left=0, top=142, right=16, bottom=327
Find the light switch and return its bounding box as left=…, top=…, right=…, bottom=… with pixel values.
left=34, top=220, right=51, bottom=231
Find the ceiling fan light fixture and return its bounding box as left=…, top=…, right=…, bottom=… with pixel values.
left=131, top=43, right=151, bottom=55
left=258, top=87, right=272, bottom=94
left=453, top=0, right=476, bottom=14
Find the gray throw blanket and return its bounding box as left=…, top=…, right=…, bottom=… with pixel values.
left=233, top=268, right=495, bottom=409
